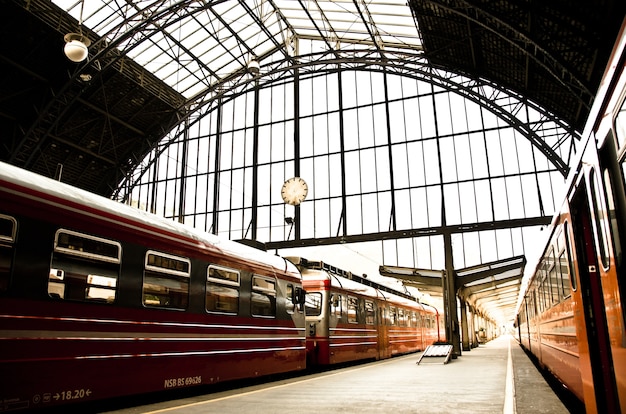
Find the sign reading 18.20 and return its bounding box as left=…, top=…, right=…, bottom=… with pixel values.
left=56, top=389, right=92, bottom=401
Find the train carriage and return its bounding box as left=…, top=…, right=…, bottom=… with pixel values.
left=515, top=16, right=626, bottom=414
left=0, top=161, right=307, bottom=411
left=516, top=209, right=583, bottom=401
left=289, top=257, right=444, bottom=366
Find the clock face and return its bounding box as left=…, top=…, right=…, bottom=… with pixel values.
left=281, top=177, right=308, bottom=205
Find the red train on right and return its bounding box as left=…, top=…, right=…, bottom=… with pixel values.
left=514, top=17, right=626, bottom=414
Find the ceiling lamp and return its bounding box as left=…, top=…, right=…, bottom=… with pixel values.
left=247, top=59, right=260, bottom=75
left=64, top=33, right=91, bottom=63
left=63, top=0, right=90, bottom=63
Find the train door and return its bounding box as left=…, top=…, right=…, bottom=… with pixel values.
left=569, top=172, right=620, bottom=413
left=597, top=127, right=626, bottom=412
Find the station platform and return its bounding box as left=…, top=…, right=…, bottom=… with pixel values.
left=103, top=336, right=574, bottom=414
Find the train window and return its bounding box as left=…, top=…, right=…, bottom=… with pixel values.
left=143, top=251, right=190, bottom=309
left=347, top=296, right=358, bottom=323
left=365, top=301, right=375, bottom=325
left=146, top=252, right=190, bottom=273
left=55, top=230, right=121, bottom=262
left=563, top=222, right=577, bottom=291
left=615, top=95, right=626, bottom=150
left=389, top=306, right=397, bottom=326
left=0, top=215, right=16, bottom=243
left=331, top=293, right=342, bottom=317
left=0, top=215, right=17, bottom=292
left=603, top=168, right=623, bottom=267
left=251, top=276, right=276, bottom=317
left=285, top=284, right=304, bottom=314
left=526, top=294, right=531, bottom=320
left=540, top=257, right=550, bottom=308
left=540, top=276, right=548, bottom=312
left=548, top=248, right=560, bottom=304
left=206, top=266, right=240, bottom=314
left=286, top=284, right=295, bottom=314
left=544, top=272, right=553, bottom=308
left=49, top=230, right=121, bottom=303
left=305, top=292, right=322, bottom=316
left=558, top=250, right=572, bottom=299
left=399, top=309, right=408, bottom=327
left=536, top=274, right=545, bottom=312
left=556, top=230, right=572, bottom=298
left=589, top=169, right=611, bottom=269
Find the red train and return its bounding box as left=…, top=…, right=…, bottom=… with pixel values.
left=0, top=160, right=307, bottom=411
left=514, top=17, right=626, bottom=414
left=288, top=257, right=444, bottom=366
left=0, top=161, right=443, bottom=411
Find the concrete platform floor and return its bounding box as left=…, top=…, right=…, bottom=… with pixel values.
left=102, top=336, right=575, bottom=414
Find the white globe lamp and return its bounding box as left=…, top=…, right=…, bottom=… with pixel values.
left=247, top=59, right=260, bottom=75
left=64, top=33, right=91, bottom=63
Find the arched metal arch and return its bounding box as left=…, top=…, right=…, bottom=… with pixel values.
left=113, top=52, right=579, bottom=207
left=113, top=49, right=577, bottom=201
left=193, top=51, right=578, bottom=175
left=35, top=0, right=576, bottom=198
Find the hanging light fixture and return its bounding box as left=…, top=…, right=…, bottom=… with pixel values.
left=63, top=0, right=90, bottom=63
left=64, top=33, right=91, bottom=62
left=247, top=59, right=260, bottom=75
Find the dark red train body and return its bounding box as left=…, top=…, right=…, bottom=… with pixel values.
left=0, top=162, right=307, bottom=411
left=290, top=258, right=444, bottom=366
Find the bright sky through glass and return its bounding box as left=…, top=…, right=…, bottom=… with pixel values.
left=52, top=0, right=422, bottom=98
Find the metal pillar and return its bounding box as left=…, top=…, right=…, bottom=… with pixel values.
left=443, top=231, right=461, bottom=357
left=469, top=306, right=478, bottom=348
left=460, top=299, right=470, bottom=351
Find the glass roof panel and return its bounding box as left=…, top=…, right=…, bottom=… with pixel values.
left=52, top=0, right=422, bottom=98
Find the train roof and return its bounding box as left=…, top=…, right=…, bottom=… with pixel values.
left=582, top=16, right=626, bottom=141
left=0, top=161, right=298, bottom=277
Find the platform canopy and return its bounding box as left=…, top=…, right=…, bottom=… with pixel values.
left=380, top=255, right=526, bottom=326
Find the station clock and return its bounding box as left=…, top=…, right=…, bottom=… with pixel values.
left=281, top=177, right=308, bottom=206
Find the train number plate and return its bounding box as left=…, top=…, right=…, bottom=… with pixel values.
left=164, top=376, right=202, bottom=389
